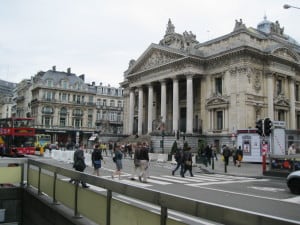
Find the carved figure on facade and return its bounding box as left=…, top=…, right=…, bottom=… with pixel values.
left=138, top=50, right=179, bottom=71
left=233, top=19, right=246, bottom=31
left=270, top=21, right=284, bottom=35
left=253, top=73, right=262, bottom=92
left=165, top=19, right=175, bottom=35
left=128, top=59, right=136, bottom=69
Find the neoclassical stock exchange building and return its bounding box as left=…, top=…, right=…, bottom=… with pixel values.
left=121, top=18, right=300, bottom=146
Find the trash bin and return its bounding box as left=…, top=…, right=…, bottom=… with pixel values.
left=0, top=209, right=5, bottom=222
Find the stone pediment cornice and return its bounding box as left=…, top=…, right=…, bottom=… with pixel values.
left=125, top=44, right=187, bottom=77
left=206, top=94, right=230, bottom=109
left=271, top=47, right=299, bottom=62
left=274, top=94, right=290, bottom=107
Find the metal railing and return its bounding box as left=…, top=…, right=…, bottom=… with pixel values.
left=1, top=158, right=300, bottom=225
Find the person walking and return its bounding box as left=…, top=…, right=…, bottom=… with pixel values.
left=204, top=144, right=213, bottom=166
left=130, top=142, right=141, bottom=180
left=172, top=147, right=184, bottom=176
left=138, top=142, right=149, bottom=183
left=91, top=144, right=104, bottom=176
left=182, top=147, right=194, bottom=177
left=69, top=145, right=89, bottom=188
left=222, top=145, right=231, bottom=166
left=236, top=146, right=243, bottom=167
left=112, top=146, right=123, bottom=180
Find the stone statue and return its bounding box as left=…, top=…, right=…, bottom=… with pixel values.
left=165, top=18, right=175, bottom=35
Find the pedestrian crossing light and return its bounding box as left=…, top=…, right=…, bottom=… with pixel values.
left=264, top=118, right=272, bottom=136
left=256, top=119, right=264, bottom=136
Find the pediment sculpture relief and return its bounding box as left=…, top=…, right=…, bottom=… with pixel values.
left=134, top=50, right=182, bottom=73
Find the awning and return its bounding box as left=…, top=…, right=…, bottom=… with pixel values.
left=89, top=136, right=96, bottom=141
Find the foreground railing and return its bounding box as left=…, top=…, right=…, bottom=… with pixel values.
left=1, top=158, right=300, bottom=225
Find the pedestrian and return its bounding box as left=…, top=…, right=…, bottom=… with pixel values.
left=91, top=144, right=104, bottom=176
left=236, top=146, right=243, bottom=167
left=172, top=146, right=184, bottom=176
left=212, top=144, right=218, bottom=161
left=130, top=142, right=141, bottom=180
left=288, top=144, right=296, bottom=155
left=108, top=142, right=113, bottom=156
left=222, top=145, right=231, bottom=166
left=232, top=145, right=237, bottom=166
left=69, top=144, right=89, bottom=188
left=112, top=146, right=123, bottom=180
left=138, top=142, right=149, bottom=183
left=204, top=144, right=213, bottom=166
left=182, top=147, right=194, bottom=177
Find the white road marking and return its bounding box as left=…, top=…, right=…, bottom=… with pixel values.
left=186, top=179, right=270, bottom=186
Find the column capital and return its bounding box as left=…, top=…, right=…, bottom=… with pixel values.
left=159, top=79, right=167, bottom=84
left=185, top=73, right=195, bottom=79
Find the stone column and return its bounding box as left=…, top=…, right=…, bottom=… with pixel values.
left=186, top=75, right=193, bottom=133
left=128, top=89, right=135, bottom=135
left=267, top=74, right=274, bottom=120
left=161, top=80, right=167, bottom=123
left=173, top=78, right=179, bottom=132
left=147, top=84, right=153, bottom=133
left=289, top=78, right=296, bottom=129
left=138, top=86, right=143, bottom=135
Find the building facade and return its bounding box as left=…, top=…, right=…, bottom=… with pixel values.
left=121, top=18, right=300, bottom=144
left=13, top=66, right=125, bottom=147
left=0, top=79, right=16, bottom=119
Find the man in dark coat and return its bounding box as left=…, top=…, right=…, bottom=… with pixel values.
left=69, top=145, right=89, bottom=188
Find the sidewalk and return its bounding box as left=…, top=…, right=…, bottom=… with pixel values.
left=195, top=156, right=265, bottom=178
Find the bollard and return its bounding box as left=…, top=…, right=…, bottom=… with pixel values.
left=212, top=156, right=214, bottom=170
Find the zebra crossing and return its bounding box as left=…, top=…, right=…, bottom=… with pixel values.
left=101, top=173, right=267, bottom=188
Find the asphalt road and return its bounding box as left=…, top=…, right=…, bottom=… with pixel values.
left=32, top=153, right=300, bottom=225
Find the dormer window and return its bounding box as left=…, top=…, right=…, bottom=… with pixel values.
left=46, top=79, right=53, bottom=87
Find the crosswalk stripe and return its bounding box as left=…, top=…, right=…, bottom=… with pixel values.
left=186, top=179, right=267, bottom=187
left=153, top=176, right=188, bottom=184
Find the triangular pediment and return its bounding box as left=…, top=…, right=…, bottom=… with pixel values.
left=206, top=94, right=230, bottom=109
left=274, top=94, right=290, bottom=107
left=127, top=44, right=187, bottom=75
left=272, top=47, right=299, bottom=62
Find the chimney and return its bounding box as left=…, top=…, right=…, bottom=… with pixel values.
left=92, top=81, right=95, bottom=86
left=52, top=66, right=56, bottom=71
left=67, top=68, right=71, bottom=74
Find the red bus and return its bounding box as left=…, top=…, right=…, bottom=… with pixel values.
left=0, top=117, right=36, bottom=156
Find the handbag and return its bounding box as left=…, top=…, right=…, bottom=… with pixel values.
left=113, top=156, right=116, bottom=162
left=94, top=160, right=101, bottom=165
left=185, top=160, right=192, bottom=166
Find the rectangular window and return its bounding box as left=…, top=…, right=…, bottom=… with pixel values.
left=216, top=111, right=223, bottom=130
left=215, top=78, right=222, bottom=95
left=277, top=79, right=282, bottom=95
left=278, top=110, right=285, bottom=121
left=60, top=118, right=66, bottom=127
left=295, top=84, right=299, bottom=101
left=297, top=114, right=300, bottom=129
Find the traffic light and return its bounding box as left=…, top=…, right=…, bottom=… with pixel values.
left=264, top=118, right=272, bottom=136
left=256, top=119, right=264, bottom=136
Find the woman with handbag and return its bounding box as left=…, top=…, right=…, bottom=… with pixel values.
left=92, top=144, right=104, bottom=176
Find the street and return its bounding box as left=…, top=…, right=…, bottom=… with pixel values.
left=33, top=152, right=300, bottom=224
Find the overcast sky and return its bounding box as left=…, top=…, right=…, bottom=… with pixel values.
left=0, top=0, right=299, bottom=87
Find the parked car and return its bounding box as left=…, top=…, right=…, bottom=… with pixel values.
left=287, top=170, right=300, bottom=194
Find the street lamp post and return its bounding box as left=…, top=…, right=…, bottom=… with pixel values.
left=283, top=4, right=300, bottom=10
